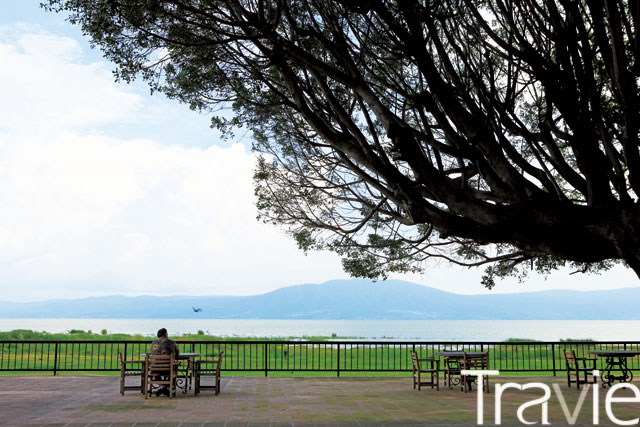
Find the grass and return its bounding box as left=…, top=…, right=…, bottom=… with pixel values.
left=0, top=330, right=630, bottom=377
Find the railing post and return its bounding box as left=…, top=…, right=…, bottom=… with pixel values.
left=337, top=343, right=340, bottom=377
left=552, top=343, right=556, bottom=376
left=53, top=342, right=59, bottom=376
left=264, top=342, right=268, bottom=377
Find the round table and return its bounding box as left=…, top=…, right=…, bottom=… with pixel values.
left=588, top=350, right=640, bottom=387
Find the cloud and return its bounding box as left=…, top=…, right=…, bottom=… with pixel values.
left=0, top=27, right=346, bottom=301
left=0, top=130, right=347, bottom=300
left=0, top=29, right=142, bottom=134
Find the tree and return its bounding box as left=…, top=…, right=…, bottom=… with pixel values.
left=45, top=0, right=640, bottom=287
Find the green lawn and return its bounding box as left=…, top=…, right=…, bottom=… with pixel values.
left=1, top=330, right=637, bottom=376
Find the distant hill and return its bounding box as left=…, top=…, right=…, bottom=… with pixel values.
left=1, top=279, right=639, bottom=319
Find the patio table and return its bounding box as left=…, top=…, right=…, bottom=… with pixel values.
left=176, top=353, right=200, bottom=392
left=434, top=352, right=487, bottom=390
left=588, top=350, right=640, bottom=387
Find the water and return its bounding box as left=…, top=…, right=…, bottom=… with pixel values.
left=2, top=318, right=640, bottom=341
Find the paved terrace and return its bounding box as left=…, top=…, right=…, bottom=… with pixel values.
left=1, top=375, right=640, bottom=426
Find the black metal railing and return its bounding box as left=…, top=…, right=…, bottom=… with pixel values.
left=2, top=340, right=639, bottom=376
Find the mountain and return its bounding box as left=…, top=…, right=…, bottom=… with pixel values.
left=1, top=279, right=639, bottom=319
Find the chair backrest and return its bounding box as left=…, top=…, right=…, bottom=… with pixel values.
left=443, top=354, right=461, bottom=369
left=463, top=352, right=489, bottom=370
left=198, top=352, right=225, bottom=372
left=410, top=351, right=420, bottom=371
left=215, top=352, right=224, bottom=376
left=147, top=354, right=175, bottom=374
left=118, top=351, right=126, bottom=374
left=564, top=350, right=577, bottom=367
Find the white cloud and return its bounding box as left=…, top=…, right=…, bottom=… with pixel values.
left=0, top=130, right=347, bottom=300
left=0, top=27, right=347, bottom=301
left=0, top=30, right=141, bottom=133
left=16, top=31, right=82, bottom=61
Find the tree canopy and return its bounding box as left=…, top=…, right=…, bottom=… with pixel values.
left=45, top=0, right=640, bottom=287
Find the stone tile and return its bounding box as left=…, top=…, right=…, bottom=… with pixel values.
left=2, top=375, right=639, bottom=426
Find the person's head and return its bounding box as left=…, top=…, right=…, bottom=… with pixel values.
left=157, top=328, right=168, bottom=338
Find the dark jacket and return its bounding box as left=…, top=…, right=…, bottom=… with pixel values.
left=150, top=336, right=180, bottom=356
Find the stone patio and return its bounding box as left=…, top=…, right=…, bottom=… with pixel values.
left=1, top=375, right=639, bottom=426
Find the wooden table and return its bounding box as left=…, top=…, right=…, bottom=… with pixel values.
left=588, top=350, right=640, bottom=387
left=434, top=352, right=487, bottom=390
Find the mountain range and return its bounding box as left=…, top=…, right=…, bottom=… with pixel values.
left=1, top=279, right=639, bottom=319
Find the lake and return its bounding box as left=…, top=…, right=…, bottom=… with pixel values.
left=2, top=318, right=640, bottom=341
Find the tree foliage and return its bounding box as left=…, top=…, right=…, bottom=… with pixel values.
left=45, top=0, right=640, bottom=287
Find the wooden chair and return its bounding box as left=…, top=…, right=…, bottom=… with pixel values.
left=194, top=352, right=224, bottom=395
left=144, top=353, right=177, bottom=399
left=461, top=352, right=490, bottom=393
left=118, top=351, right=144, bottom=395
left=443, top=355, right=462, bottom=389
left=564, top=349, right=597, bottom=389
left=410, top=351, right=439, bottom=391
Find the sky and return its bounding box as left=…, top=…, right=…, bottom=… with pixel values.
left=0, top=2, right=637, bottom=302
